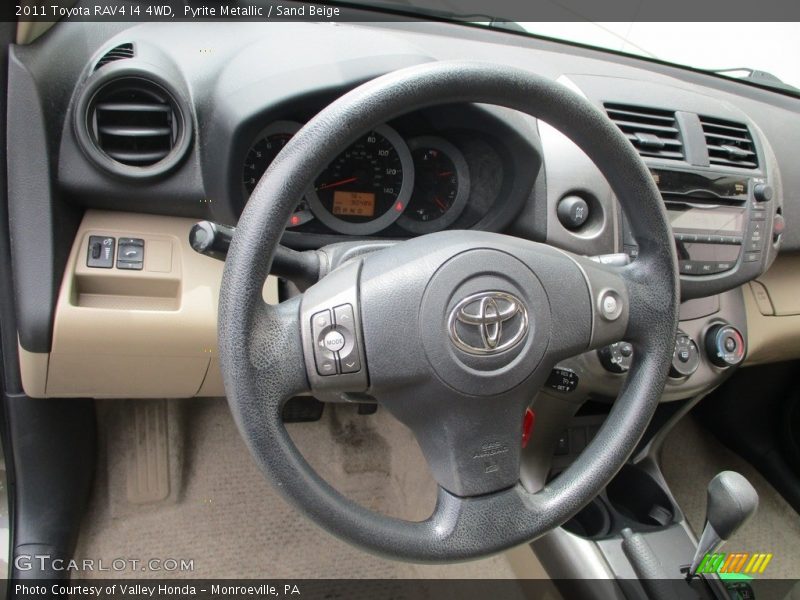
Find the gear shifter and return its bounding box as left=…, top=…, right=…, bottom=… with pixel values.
left=688, top=471, right=758, bottom=578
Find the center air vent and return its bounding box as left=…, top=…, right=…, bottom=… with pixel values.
left=79, top=74, right=191, bottom=177
left=605, top=103, right=685, bottom=161
left=700, top=116, right=758, bottom=169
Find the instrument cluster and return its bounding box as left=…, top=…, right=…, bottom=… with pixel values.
left=242, top=120, right=482, bottom=236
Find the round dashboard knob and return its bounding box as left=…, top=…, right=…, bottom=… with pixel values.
left=670, top=332, right=700, bottom=378
left=557, top=195, right=590, bottom=230
left=705, top=324, right=746, bottom=368
left=753, top=183, right=773, bottom=203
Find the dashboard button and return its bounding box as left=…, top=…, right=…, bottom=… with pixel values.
left=715, top=262, right=734, bottom=273
left=753, top=183, right=773, bottom=203
left=87, top=236, right=115, bottom=268
left=116, top=260, right=143, bottom=271
left=557, top=195, right=590, bottom=230
left=698, top=261, right=715, bottom=275
left=746, top=239, right=763, bottom=253
left=744, top=252, right=761, bottom=263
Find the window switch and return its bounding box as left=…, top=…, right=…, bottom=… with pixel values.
left=87, top=236, right=115, bottom=268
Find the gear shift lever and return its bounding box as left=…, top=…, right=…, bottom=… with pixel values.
left=688, top=471, right=758, bottom=578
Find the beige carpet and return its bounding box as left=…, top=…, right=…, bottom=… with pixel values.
left=660, top=413, right=800, bottom=579
left=74, top=398, right=546, bottom=584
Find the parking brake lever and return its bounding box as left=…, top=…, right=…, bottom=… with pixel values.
left=189, top=220, right=321, bottom=291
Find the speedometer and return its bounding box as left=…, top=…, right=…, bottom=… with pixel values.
left=305, top=124, right=413, bottom=235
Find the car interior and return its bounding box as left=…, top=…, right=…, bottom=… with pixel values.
left=1, top=5, right=799, bottom=600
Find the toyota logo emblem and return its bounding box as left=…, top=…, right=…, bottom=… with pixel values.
left=447, top=291, right=529, bottom=355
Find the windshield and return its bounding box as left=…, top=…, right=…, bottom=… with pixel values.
left=517, top=22, right=800, bottom=90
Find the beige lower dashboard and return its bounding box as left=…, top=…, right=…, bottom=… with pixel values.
left=19, top=210, right=278, bottom=399
left=743, top=253, right=800, bottom=366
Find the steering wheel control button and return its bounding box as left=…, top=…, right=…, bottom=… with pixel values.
left=86, top=235, right=115, bottom=268
left=598, top=341, right=633, bottom=373
left=311, top=309, right=338, bottom=376
left=338, top=346, right=361, bottom=374
left=309, top=304, right=363, bottom=377
left=557, top=195, right=590, bottom=230
left=316, top=357, right=337, bottom=376
left=669, top=332, right=700, bottom=379
left=599, top=290, right=623, bottom=321
left=705, top=323, right=746, bottom=368
left=546, top=367, right=579, bottom=393
left=323, top=330, right=345, bottom=353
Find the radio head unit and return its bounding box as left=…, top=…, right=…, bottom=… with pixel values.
left=621, top=167, right=777, bottom=299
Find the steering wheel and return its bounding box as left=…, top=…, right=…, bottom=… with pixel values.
left=218, top=61, right=679, bottom=561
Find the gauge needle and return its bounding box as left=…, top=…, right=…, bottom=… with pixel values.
left=316, top=176, right=358, bottom=191
left=433, top=196, right=448, bottom=212
left=437, top=171, right=453, bottom=177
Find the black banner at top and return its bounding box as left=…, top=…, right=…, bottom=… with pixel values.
left=7, top=0, right=800, bottom=23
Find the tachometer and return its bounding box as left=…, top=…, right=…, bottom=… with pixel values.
left=397, top=136, right=470, bottom=234
left=242, top=121, right=313, bottom=228
left=305, top=124, right=413, bottom=235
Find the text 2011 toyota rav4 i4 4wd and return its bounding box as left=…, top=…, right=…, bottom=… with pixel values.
left=0, top=4, right=798, bottom=600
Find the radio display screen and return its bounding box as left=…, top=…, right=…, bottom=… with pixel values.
left=668, top=206, right=744, bottom=234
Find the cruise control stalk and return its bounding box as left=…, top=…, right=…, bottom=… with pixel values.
left=190, top=220, right=321, bottom=290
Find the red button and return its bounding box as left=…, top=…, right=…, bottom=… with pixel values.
left=522, top=408, right=535, bottom=448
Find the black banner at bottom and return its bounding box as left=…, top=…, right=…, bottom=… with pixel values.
left=9, top=578, right=800, bottom=600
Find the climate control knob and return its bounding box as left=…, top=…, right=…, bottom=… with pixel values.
left=705, top=324, right=746, bottom=368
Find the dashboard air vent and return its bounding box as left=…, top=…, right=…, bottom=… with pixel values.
left=700, top=116, right=758, bottom=169
left=604, top=103, right=684, bottom=161
left=89, top=77, right=179, bottom=167
left=94, top=43, right=135, bottom=71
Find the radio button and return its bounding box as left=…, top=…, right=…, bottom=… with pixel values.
left=753, top=183, right=773, bottom=203
left=746, top=239, right=763, bottom=253
left=744, top=252, right=761, bottom=263
left=680, top=260, right=698, bottom=275
left=699, top=262, right=715, bottom=274
left=750, top=211, right=766, bottom=221
left=715, top=262, right=734, bottom=273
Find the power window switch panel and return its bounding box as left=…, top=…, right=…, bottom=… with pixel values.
left=87, top=235, right=115, bottom=268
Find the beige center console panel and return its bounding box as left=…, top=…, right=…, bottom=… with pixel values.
left=19, top=210, right=277, bottom=398
left=744, top=253, right=800, bottom=365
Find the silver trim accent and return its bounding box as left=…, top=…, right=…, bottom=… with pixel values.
left=305, top=123, right=414, bottom=236
left=447, top=291, right=528, bottom=355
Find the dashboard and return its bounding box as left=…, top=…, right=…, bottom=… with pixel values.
left=7, top=13, right=800, bottom=402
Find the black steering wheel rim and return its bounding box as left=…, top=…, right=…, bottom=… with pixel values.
left=218, top=61, right=679, bottom=561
